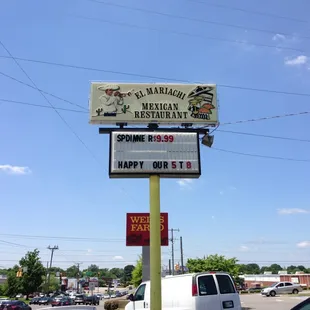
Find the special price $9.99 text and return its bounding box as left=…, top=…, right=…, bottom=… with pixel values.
left=116, top=134, right=175, bottom=143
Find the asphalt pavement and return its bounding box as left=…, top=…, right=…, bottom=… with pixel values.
left=240, top=293, right=309, bottom=310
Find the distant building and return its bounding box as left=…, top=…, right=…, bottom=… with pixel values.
left=242, top=272, right=310, bottom=288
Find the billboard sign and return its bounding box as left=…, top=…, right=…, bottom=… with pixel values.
left=126, top=213, right=169, bottom=246
left=109, top=131, right=201, bottom=178
left=89, top=83, right=218, bottom=126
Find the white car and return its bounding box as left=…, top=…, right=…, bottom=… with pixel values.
left=261, top=281, right=302, bottom=297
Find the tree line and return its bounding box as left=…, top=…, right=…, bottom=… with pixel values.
left=131, top=254, right=310, bottom=287
left=0, top=249, right=135, bottom=298
left=1, top=250, right=308, bottom=297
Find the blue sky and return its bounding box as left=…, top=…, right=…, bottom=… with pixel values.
left=1, top=0, right=310, bottom=271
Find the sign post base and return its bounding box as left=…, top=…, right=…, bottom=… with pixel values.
left=149, top=175, right=162, bottom=310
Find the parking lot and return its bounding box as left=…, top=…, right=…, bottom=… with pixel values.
left=240, top=293, right=309, bottom=310
left=26, top=294, right=309, bottom=310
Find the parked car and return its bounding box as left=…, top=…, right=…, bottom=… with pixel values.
left=291, top=297, right=310, bottom=310
left=0, top=299, right=10, bottom=306
left=51, top=297, right=73, bottom=307
left=247, top=287, right=262, bottom=293
left=74, top=294, right=86, bottom=305
left=84, top=295, right=100, bottom=305
left=125, top=272, right=241, bottom=310
left=0, top=301, right=32, bottom=310
left=29, top=297, right=40, bottom=305
left=261, top=282, right=303, bottom=297
left=38, top=297, right=52, bottom=305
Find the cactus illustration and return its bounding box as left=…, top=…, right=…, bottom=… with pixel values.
left=121, top=105, right=130, bottom=114
left=96, top=107, right=103, bottom=116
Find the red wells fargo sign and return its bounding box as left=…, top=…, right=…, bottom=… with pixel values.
left=126, top=213, right=169, bottom=246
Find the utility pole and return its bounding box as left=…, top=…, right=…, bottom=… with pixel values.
left=47, top=245, right=58, bottom=293
left=75, top=262, right=82, bottom=293
left=169, top=228, right=179, bottom=275
left=180, top=236, right=184, bottom=274
left=168, top=259, right=171, bottom=275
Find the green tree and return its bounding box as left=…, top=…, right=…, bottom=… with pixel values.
left=269, top=264, right=282, bottom=274
left=86, top=264, right=100, bottom=275
left=260, top=266, right=271, bottom=273
left=19, top=249, right=45, bottom=298
left=66, top=265, right=79, bottom=278
left=131, top=256, right=142, bottom=287
left=49, top=267, right=65, bottom=274
left=238, top=263, right=260, bottom=274
left=123, top=265, right=135, bottom=285
left=287, top=265, right=298, bottom=274
left=297, top=265, right=306, bottom=272
left=109, top=268, right=124, bottom=279
left=41, top=274, right=60, bottom=292
left=5, top=265, right=22, bottom=298
left=0, top=268, right=8, bottom=276
left=187, top=254, right=240, bottom=278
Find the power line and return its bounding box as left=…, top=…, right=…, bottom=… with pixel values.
left=219, top=111, right=310, bottom=126
left=1, top=258, right=310, bottom=264
left=71, top=15, right=304, bottom=53
left=216, top=129, right=310, bottom=143
left=86, top=0, right=310, bottom=40
left=186, top=0, right=307, bottom=23
left=0, top=71, right=87, bottom=111
left=4, top=95, right=309, bottom=142
left=0, top=233, right=124, bottom=242
left=0, top=49, right=139, bottom=206
left=212, top=147, right=310, bottom=162
left=0, top=98, right=88, bottom=113
left=2, top=55, right=310, bottom=98
left=4, top=96, right=310, bottom=145
left=0, top=240, right=34, bottom=249
left=0, top=41, right=99, bottom=163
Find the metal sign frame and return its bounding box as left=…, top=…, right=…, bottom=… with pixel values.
left=108, top=129, right=201, bottom=179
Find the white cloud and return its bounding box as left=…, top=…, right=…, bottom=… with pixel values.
left=297, top=241, right=310, bottom=248
left=177, top=179, right=193, bottom=190
left=285, top=55, right=308, bottom=66
left=113, top=255, right=124, bottom=260
left=0, top=164, right=31, bottom=175
left=239, top=245, right=249, bottom=252
left=272, top=34, right=286, bottom=41
left=277, top=208, right=310, bottom=215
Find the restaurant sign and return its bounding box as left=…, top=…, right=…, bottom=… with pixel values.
left=89, top=83, right=218, bottom=126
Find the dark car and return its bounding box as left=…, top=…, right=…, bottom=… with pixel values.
left=29, top=298, right=40, bottom=305
left=51, top=297, right=72, bottom=307
left=74, top=294, right=86, bottom=305
left=84, top=296, right=99, bottom=306
left=38, top=297, right=52, bottom=305
left=291, top=297, right=310, bottom=310
left=0, top=301, right=32, bottom=310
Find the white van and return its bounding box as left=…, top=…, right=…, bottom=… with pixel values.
left=125, top=272, right=241, bottom=310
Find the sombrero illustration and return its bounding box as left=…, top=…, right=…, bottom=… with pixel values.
left=188, top=86, right=214, bottom=98
left=97, top=84, right=120, bottom=91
